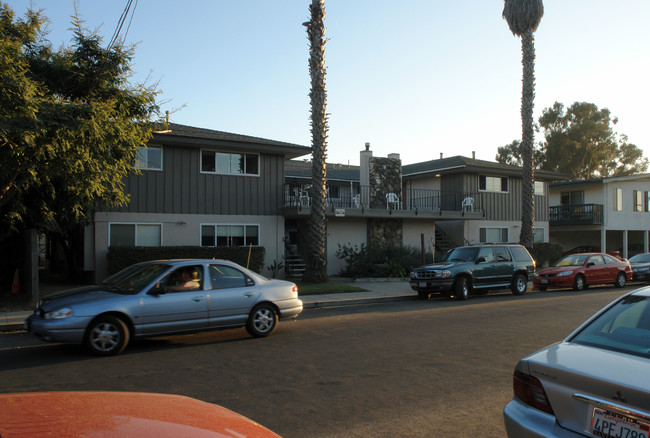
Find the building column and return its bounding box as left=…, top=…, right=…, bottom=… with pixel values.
left=622, top=230, right=628, bottom=259
left=600, top=229, right=606, bottom=253
left=644, top=230, right=649, bottom=253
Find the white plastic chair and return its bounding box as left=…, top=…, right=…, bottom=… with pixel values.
left=352, top=194, right=361, bottom=208
left=386, top=192, right=399, bottom=209
left=461, top=197, right=474, bottom=212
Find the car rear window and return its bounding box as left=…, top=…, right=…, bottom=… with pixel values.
left=509, top=246, right=533, bottom=262
left=571, top=295, right=650, bottom=358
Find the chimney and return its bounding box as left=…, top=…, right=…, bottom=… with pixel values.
left=360, top=142, right=373, bottom=188
left=440, top=153, right=443, bottom=159
left=472, top=151, right=476, bottom=159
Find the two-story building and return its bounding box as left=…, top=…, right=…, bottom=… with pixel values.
left=82, top=123, right=566, bottom=281
left=548, top=175, right=650, bottom=258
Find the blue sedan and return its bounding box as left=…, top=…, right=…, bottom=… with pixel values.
left=25, top=259, right=303, bottom=355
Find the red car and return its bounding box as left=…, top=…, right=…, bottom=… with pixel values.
left=534, top=252, right=632, bottom=291
left=0, top=392, right=280, bottom=437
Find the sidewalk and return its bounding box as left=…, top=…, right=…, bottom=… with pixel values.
left=0, top=279, right=416, bottom=332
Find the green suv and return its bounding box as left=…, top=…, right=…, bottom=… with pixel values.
left=409, top=244, right=537, bottom=300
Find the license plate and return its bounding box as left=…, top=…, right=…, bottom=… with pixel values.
left=541, top=278, right=548, bottom=284
left=419, top=282, right=427, bottom=288
left=591, top=408, right=650, bottom=438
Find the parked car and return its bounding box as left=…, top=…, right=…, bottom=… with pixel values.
left=629, top=253, right=650, bottom=282
left=0, top=391, right=280, bottom=437
left=534, top=252, right=632, bottom=291
left=503, top=286, right=650, bottom=437
left=25, top=259, right=303, bottom=356
left=409, top=244, right=536, bottom=300
left=561, top=245, right=621, bottom=259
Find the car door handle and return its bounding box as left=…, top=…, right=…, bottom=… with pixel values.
left=192, top=296, right=204, bottom=302
left=244, top=292, right=256, bottom=297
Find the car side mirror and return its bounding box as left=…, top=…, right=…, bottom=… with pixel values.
left=587, top=262, right=595, bottom=267
left=476, top=256, right=486, bottom=264
left=149, top=282, right=168, bottom=295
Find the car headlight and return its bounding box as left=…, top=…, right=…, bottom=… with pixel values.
left=44, top=308, right=73, bottom=320
left=410, top=272, right=416, bottom=279
left=439, top=270, right=451, bottom=278
left=557, top=271, right=573, bottom=277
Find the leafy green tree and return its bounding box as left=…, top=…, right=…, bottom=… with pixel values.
left=0, top=4, right=160, bottom=278
left=496, top=102, right=648, bottom=179
left=539, top=102, right=647, bottom=179
left=502, top=0, right=544, bottom=250
left=303, top=0, right=329, bottom=283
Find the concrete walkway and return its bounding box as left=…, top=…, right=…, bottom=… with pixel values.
left=1, top=279, right=416, bottom=332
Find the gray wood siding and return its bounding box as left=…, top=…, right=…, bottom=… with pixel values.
left=105, top=145, right=284, bottom=215
left=442, top=173, right=549, bottom=222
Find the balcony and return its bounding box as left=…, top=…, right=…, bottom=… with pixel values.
left=283, top=184, right=482, bottom=219
left=549, top=204, right=603, bottom=225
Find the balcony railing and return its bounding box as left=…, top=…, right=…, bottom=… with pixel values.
left=284, top=184, right=481, bottom=214
left=549, top=204, right=603, bottom=225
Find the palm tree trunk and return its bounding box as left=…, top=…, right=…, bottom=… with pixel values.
left=519, top=29, right=536, bottom=249
left=304, top=0, right=329, bottom=283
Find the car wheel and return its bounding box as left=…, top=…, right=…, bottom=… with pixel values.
left=615, top=272, right=626, bottom=288
left=85, top=315, right=130, bottom=356
left=510, top=274, right=527, bottom=295
left=246, top=303, right=278, bottom=337
left=573, top=275, right=585, bottom=291
left=454, top=277, right=469, bottom=301
left=417, top=290, right=430, bottom=300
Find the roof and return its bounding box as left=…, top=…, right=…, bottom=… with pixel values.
left=285, top=160, right=360, bottom=182
left=550, top=173, right=650, bottom=188
left=151, top=123, right=311, bottom=159
left=403, top=155, right=567, bottom=181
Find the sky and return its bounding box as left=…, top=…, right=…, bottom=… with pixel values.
left=5, top=0, right=650, bottom=166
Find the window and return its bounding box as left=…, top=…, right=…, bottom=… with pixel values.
left=136, top=145, right=162, bottom=170
left=494, top=247, right=512, bottom=262
left=561, top=190, right=584, bottom=206
left=208, top=264, right=249, bottom=290
left=477, top=247, right=495, bottom=262
left=534, top=228, right=545, bottom=243
left=645, top=191, right=650, bottom=212
left=201, top=150, right=259, bottom=175
left=479, top=227, right=508, bottom=243
left=109, top=223, right=162, bottom=246
left=201, top=224, right=259, bottom=247
left=479, top=175, right=508, bottom=193
left=633, top=190, right=643, bottom=212
left=534, top=181, right=545, bottom=196
left=614, top=188, right=623, bottom=211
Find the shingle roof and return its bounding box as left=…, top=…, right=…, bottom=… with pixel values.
left=152, top=123, right=311, bottom=159
left=403, top=155, right=566, bottom=181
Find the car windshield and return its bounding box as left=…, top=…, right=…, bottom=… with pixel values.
left=570, top=295, right=650, bottom=359
left=554, top=254, right=588, bottom=267
left=444, top=247, right=479, bottom=262
left=102, top=263, right=170, bottom=294
left=629, top=254, right=650, bottom=263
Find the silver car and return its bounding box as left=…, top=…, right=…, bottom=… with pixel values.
left=25, top=259, right=303, bottom=356
left=504, top=286, right=650, bottom=437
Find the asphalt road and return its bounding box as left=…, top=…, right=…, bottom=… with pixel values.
left=0, top=285, right=640, bottom=437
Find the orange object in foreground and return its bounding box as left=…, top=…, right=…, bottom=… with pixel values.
left=0, top=391, right=280, bottom=438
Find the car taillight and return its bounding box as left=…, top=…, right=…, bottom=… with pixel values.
left=292, top=285, right=299, bottom=293
left=513, top=370, right=554, bottom=415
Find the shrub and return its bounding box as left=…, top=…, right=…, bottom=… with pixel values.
left=107, top=246, right=266, bottom=275
left=335, top=243, right=423, bottom=278
left=530, top=242, right=563, bottom=268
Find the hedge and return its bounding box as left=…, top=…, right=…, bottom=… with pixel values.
left=107, top=246, right=266, bottom=275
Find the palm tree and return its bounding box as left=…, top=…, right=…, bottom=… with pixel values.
left=303, top=0, right=329, bottom=283
left=502, top=0, right=544, bottom=249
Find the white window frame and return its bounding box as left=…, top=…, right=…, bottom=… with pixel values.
left=200, top=223, right=260, bottom=247
left=479, top=175, right=508, bottom=193
left=479, top=227, right=509, bottom=243
left=108, top=223, right=163, bottom=247
left=200, top=150, right=260, bottom=176
left=534, top=227, right=545, bottom=243
left=633, top=190, right=643, bottom=212
left=135, top=145, right=163, bottom=171
left=614, top=188, right=623, bottom=211
left=534, top=181, right=545, bottom=196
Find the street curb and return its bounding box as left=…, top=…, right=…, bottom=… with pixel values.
left=303, top=294, right=415, bottom=309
